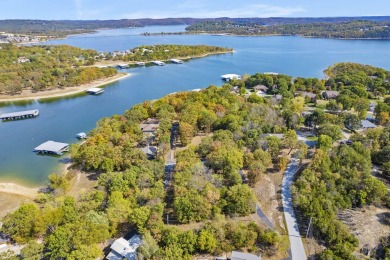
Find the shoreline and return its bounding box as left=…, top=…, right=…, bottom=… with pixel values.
left=0, top=183, right=40, bottom=198
left=0, top=73, right=131, bottom=103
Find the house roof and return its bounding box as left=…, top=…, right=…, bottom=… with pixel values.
left=361, top=120, right=376, bottom=128
left=141, top=146, right=157, bottom=156
left=322, top=91, right=339, bottom=97
left=253, top=85, right=268, bottom=91
left=297, top=91, right=316, bottom=98
left=231, top=251, right=261, bottom=260
left=108, top=235, right=142, bottom=260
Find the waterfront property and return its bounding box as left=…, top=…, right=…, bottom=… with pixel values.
left=151, top=61, right=165, bottom=66
left=33, top=141, right=70, bottom=155
left=86, top=88, right=104, bottom=95
left=0, top=109, right=39, bottom=121
left=169, top=58, right=183, bottom=64
left=221, top=74, right=241, bottom=81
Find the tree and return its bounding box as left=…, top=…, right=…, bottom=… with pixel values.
left=129, top=206, right=151, bottom=233
left=344, top=113, right=362, bottom=131
left=318, top=124, right=342, bottom=141
left=283, top=130, right=298, bottom=155
left=197, top=228, right=217, bottom=253
left=222, top=184, right=256, bottom=216
left=20, top=240, right=44, bottom=260
left=264, top=136, right=281, bottom=159
left=1, top=203, right=40, bottom=243
left=179, top=122, right=195, bottom=146
left=277, top=157, right=289, bottom=172
left=381, top=161, right=390, bottom=177
left=48, top=173, right=70, bottom=194
left=318, top=135, right=333, bottom=150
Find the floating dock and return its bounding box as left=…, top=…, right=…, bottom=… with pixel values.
left=135, top=62, right=145, bottom=66
left=86, top=88, right=104, bottom=95
left=169, top=59, right=183, bottom=64
left=0, top=109, right=39, bottom=121
left=152, top=61, right=165, bottom=66
left=221, top=74, right=242, bottom=81
left=117, top=64, right=129, bottom=69
left=34, top=140, right=70, bottom=155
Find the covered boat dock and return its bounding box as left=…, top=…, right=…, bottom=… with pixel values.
left=34, top=140, right=70, bottom=155
left=221, top=74, right=241, bottom=81
left=86, top=88, right=104, bottom=95
left=0, top=109, right=39, bottom=121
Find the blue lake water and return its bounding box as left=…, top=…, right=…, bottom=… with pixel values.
left=1, top=25, right=390, bottom=186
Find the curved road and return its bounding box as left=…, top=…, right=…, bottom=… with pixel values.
left=282, top=158, right=307, bottom=260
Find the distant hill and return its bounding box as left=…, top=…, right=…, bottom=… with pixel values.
left=1, top=17, right=390, bottom=37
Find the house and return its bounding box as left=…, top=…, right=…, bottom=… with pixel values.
left=360, top=120, right=376, bottom=130
left=141, top=118, right=160, bottom=134
left=141, top=145, right=157, bottom=158
left=270, top=94, right=283, bottom=102
left=17, top=56, right=30, bottom=63
left=231, top=251, right=261, bottom=260
left=295, top=91, right=317, bottom=102
left=322, top=91, right=339, bottom=99
left=106, top=235, right=142, bottom=260
left=253, top=85, right=268, bottom=94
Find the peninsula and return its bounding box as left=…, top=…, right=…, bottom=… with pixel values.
left=0, top=44, right=232, bottom=101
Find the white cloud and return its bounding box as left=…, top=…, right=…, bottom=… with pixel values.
left=120, top=4, right=305, bottom=19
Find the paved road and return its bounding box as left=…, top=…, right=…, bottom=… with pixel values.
left=282, top=158, right=307, bottom=260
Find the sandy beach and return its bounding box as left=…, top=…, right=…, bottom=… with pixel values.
left=0, top=182, right=39, bottom=198
left=0, top=73, right=131, bottom=103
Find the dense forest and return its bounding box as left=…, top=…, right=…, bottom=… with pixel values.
left=1, top=17, right=390, bottom=37
left=186, top=20, right=390, bottom=39
left=2, top=63, right=390, bottom=259
left=118, top=45, right=232, bottom=62
left=0, top=44, right=117, bottom=94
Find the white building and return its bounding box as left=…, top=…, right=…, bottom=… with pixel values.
left=106, top=235, right=142, bottom=260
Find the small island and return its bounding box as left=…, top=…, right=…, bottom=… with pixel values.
left=0, top=44, right=233, bottom=101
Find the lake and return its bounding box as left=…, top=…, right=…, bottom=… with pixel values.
left=1, top=25, right=389, bottom=186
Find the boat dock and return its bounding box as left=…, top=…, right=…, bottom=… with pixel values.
left=34, top=140, right=70, bottom=155
left=86, top=88, right=104, bottom=95
left=76, top=132, right=87, bottom=139
left=0, top=109, right=39, bottom=121
left=152, top=61, right=165, bottom=66
left=169, top=59, right=183, bottom=64
left=117, top=64, right=129, bottom=69
left=221, top=74, right=242, bottom=81
left=135, top=62, right=145, bottom=66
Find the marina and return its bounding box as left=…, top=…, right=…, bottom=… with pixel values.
left=33, top=141, right=70, bottom=155
left=86, top=87, right=104, bottom=95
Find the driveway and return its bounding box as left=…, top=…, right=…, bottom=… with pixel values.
left=282, top=158, right=307, bottom=260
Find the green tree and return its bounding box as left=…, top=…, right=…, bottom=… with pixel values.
left=318, top=134, right=333, bottom=150
left=197, top=229, right=217, bottom=253
left=222, top=184, right=256, bottom=216
left=344, top=113, right=362, bottom=131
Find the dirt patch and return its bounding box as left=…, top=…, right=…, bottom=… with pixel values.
left=255, top=171, right=285, bottom=232
left=0, top=192, right=33, bottom=219
left=67, top=170, right=98, bottom=199
left=338, top=206, right=390, bottom=257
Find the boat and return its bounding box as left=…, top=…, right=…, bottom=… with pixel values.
left=76, top=132, right=87, bottom=139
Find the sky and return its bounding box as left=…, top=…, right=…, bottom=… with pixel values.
left=1, top=0, right=389, bottom=20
